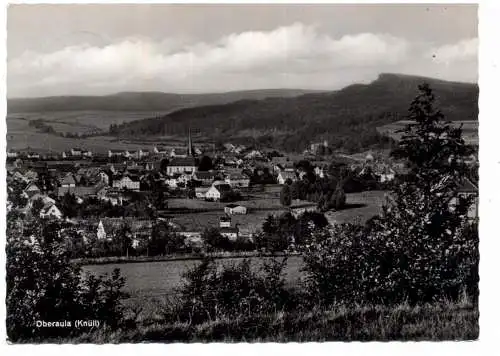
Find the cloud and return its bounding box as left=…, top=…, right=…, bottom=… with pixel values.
left=7, top=23, right=477, bottom=97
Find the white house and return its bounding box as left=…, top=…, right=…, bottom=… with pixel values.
left=60, top=174, right=76, bottom=188
left=40, top=203, right=63, bottom=220
left=153, top=146, right=168, bottom=155
left=219, top=216, right=232, bottom=228
left=71, top=148, right=83, bottom=156
left=195, top=187, right=210, bottom=199
left=224, top=204, right=247, bottom=215
left=220, top=227, right=239, bottom=241
left=112, top=176, right=140, bottom=191
left=7, top=150, right=18, bottom=158
left=277, top=171, right=297, bottom=185
left=205, top=184, right=232, bottom=201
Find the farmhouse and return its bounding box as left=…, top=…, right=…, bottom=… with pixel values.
left=166, top=157, right=197, bottom=176
left=220, top=227, right=239, bottom=241
left=7, top=150, right=18, bottom=158
left=108, top=149, right=128, bottom=158
left=205, top=183, right=233, bottom=201
left=277, top=171, right=298, bottom=185
left=224, top=172, right=250, bottom=188
left=219, top=216, right=232, bottom=228
left=224, top=204, right=247, bottom=215
left=195, top=187, right=210, bottom=199
left=112, top=175, right=140, bottom=191
left=60, top=174, right=76, bottom=188
left=39, top=203, right=63, bottom=220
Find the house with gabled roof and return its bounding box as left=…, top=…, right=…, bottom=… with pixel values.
left=205, top=183, right=233, bottom=201
left=40, top=203, right=63, bottom=220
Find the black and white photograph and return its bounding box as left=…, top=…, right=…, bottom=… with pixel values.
left=4, top=3, right=481, bottom=343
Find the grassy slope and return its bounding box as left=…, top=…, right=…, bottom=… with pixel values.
left=69, top=301, right=478, bottom=342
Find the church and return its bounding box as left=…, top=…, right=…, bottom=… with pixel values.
left=165, top=128, right=198, bottom=176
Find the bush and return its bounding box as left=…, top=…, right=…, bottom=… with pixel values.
left=175, top=257, right=294, bottom=324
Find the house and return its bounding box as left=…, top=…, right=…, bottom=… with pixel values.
left=219, top=216, right=232, bottom=228
left=153, top=146, right=168, bottom=155
left=224, top=172, right=250, bottom=188
left=170, top=148, right=188, bottom=158
left=195, top=187, right=210, bottom=199
left=57, top=183, right=106, bottom=198
left=71, top=148, right=83, bottom=157
left=39, top=203, right=63, bottom=220
left=27, top=193, right=55, bottom=210
left=112, top=175, right=140, bottom=191
left=60, top=174, right=76, bottom=188
left=82, top=150, right=92, bottom=158
left=166, top=157, right=197, bottom=176
left=24, top=170, right=39, bottom=181
left=193, top=171, right=219, bottom=186
left=205, top=183, right=233, bottom=201
left=220, top=227, right=239, bottom=241
left=224, top=204, right=247, bottom=215
left=379, top=168, right=396, bottom=183
left=455, top=177, right=479, bottom=221
left=313, top=166, right=326, bottom=178
left=7, top=150, right=18, bottom=158
left=244, top=150, right=263, bottom=159
left=24, top=182, right=41, bottom=197
left=277, top=171, right=298, bottom=185
left=108, top=149, right=128, bottom=158
left=27, top=152, right=40, bottom=159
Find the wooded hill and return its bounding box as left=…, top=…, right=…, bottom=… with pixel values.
left=110, top=73, right=478, bottom=153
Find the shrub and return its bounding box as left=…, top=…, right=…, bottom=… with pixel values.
left=176, top=257, right=293, bottom=324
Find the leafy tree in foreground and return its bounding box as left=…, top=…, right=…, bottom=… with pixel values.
left=6, top=217, right=127, bottom=342
left=303, top=84, right=478, bottom=305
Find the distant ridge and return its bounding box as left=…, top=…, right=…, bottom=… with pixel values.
left=110, top=73, right=478, bottom=152
left=7, top=88, right=326, bottom=113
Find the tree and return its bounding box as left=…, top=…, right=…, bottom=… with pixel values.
left=6, top=217, right=127, bottom=341
left=60, top=192, right=78, bottom=218
left=202, top=228, right=230, bottom=252
left=279, top=184, right=292, bottom=207
left=303, top=84, right=478, bottom=306
left=30, top=198, right=45, bottom=217
left=198, top=155, right=213, bottom=171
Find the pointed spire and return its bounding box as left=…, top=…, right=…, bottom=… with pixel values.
left=187, top=127, right=193, bottom=156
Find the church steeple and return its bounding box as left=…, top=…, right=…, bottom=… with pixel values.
left=187, top=127, right=193, bottom=156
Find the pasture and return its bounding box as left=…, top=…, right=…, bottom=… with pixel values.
left=166, top=185, right=315, bottom=233
left=6, top=110, right=191, bottom=153
left=82, top=256, right=305, bottom=300
left=325, top=190, right=387, bottom=225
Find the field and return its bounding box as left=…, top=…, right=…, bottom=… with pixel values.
left=325, top=190, right=387, bottom=225
left=6, top=110, right=182, bottom=153
left=166, top=185, right=318, bottom=233
left=83, top=256, right=305, bottom=300
left=377, top=120, right=479, bottom=145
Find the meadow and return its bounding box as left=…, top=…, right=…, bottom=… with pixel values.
left=82, top=256, right=305, bottom=300
left=6, top=110, right=177, bottom=152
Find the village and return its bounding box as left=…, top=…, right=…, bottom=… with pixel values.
left=6, top=125, right=450, bottom=260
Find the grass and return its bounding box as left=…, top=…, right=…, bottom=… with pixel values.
left=69, top=301, right=478, bottom=342
left=325, top=190, right=387, bottom=225
left=82, top=256, right=305, bottom=299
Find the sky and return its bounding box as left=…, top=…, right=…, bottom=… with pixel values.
left=7, top=4, right=478, bottom=98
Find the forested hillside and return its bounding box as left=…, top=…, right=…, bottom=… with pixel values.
left=110, top=73, right=478, bottom=152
